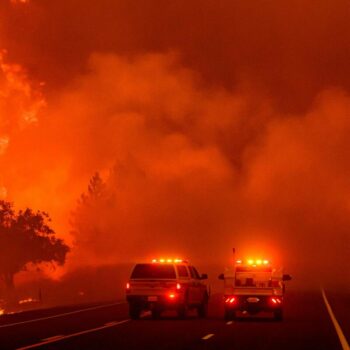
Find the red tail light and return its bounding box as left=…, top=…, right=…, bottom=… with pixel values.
left=225, top=297, right=236, bottom=304
left=176, top=283, right=181, bottom=290
left=168, top=293, right=177, bottom=300
left=126, top=282, right=130, bottom=290
left=270, top=297, right=282, bottom=305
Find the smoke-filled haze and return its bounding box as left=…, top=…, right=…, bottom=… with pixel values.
left=0, top=0, right=349, bottom=285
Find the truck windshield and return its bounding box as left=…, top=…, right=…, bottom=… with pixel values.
left=131, top=264, right=176, bottom=279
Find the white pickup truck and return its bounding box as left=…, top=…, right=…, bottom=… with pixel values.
left=126, top=259, right=209, bottom=319
left=219, top=259, right=292, bottom=321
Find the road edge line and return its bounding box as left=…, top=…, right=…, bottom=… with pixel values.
left=0, top=301, right=126, bottom=329
left=202, top=333, right=214, bottom=340
left=40, top=335, right=63, bottom=342
left=321, top=288, right=350, bottom=350
left=16, top=319, right=130, bottom=350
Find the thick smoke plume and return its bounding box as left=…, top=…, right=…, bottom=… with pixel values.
left=0, top=1, right=349, bottom=287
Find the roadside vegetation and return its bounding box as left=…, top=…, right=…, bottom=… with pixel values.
left=0, top=200, right=69, bottom=304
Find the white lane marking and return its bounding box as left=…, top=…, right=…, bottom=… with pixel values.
left=202, top=333, right=215, bottom=340
left=104, top=321, right=118, bottom=326
left=0, top=302, right=126, bottom=329
left=321, top=288, right=350, bottom=350
left=16, top=319, right=130, bottom=350
left=41, top=335, right=63, bottom=342
left=226, top=321, right=233, bottom=325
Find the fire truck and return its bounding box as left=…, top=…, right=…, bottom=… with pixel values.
left=219, top=251, right=292, bottom=321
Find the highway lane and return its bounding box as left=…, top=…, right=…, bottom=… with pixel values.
left=0, top=302, right=129, bottom=349
left=0, top=289, right=348, bottom=350
left=0, top=302, right=126, bottom=327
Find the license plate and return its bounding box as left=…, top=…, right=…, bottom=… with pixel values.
left=148, top=296, right=158, bottom=301
left=247, top=297, right=259, bottom=303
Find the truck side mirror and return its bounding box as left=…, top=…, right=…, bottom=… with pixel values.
left=282, top=274, right=292, bottom=281
left=218, top=273, right=224, bottom=280
left=200, top=273, right=208, bottom=280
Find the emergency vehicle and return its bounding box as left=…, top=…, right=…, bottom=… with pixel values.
left=219, top=252, right=292, bottom=321
left=126, top=259, right=209, bottom=319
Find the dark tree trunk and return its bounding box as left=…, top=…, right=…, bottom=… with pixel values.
left=3, top=272, right=14, bottom=290
left=2, top=272, right=16, bottom=306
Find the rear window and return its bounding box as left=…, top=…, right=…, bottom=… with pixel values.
left=176, top=265, right=189, bottom=278
left=188, top=266, right=200, bottom=279
left=131, top=264, right=176, bottom=279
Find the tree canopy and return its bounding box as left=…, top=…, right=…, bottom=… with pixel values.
left=0, top=200, right=70, bottom=289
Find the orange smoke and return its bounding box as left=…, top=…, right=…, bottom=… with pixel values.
left=10, top=0, right=29, bottom=4
left=0, top=1, right=349, bottom=288
left=0, top=52, right=349, bottom=286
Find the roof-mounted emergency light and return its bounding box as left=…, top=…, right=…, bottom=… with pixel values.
left=151, top=258, right=186, bottom=264
left=246, top=259, right=270, bottom=266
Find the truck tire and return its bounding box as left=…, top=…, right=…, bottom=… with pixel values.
left=224, top=309, right=236, bottom=321
left=178, top=303, right=188, bottom=319
left=151, top=308, right=161, bottom=319
left=197, top=293, right=208, bottom=318
left=197, top=301, right=208, bottom=318
left=274, top=309, right=283, bottom=321
left=129, top=303, right=141, bottom=320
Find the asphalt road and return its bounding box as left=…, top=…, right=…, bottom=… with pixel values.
left=0, top=289, right=348, bottom=350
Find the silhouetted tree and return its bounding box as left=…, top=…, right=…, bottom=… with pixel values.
left=0, top=200, right=69, bottom=290
left=70, top=172, right=116, bottom=252
left=79, top=172, right=106, bottom=205
left=70, top=172, right=110, bottom=248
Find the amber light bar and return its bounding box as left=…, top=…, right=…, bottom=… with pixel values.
left=236, top=259, right=270, bottom=265
left=152, top=258, right=186, bottom=263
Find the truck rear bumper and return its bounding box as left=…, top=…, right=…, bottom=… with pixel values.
left=224, top=295, right=283, bottom=313
left=127, top=294, right=185, bottom=310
